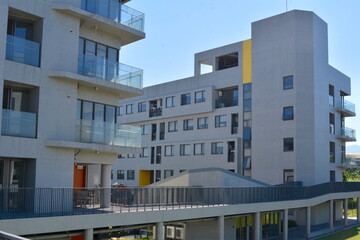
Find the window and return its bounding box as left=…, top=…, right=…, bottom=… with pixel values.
left=215, top=115, right=227, bottom=127
left=194, top=143, right=204, bottom=155
left=180, top=144, right=191, bottom=156
left=117, top=106, right=124, bottom=116
left=126, top=104, right=133, bottom=114
left=329, top=113, right=335, bottom=134
left=118, top=154, right=125, bottom=158
left=165, top=145, right=174, bottom=156
left=168, top=121, right=177, bottom=132
left=141, top=125, right=149, bottom=135
left=159, top=122, right=165, bottom=140
left=283, top=76, right=293, bottom=90
left=244, top=140, right=251, bottom=149
left=211, top=142, right=223, bottom=154
left=156, top=146, right=161, bottom=164
left=127, top=154, right=135, bottom=158
left=195, top=91, right=205, bottom=103
left=117, top=170, right=124, bottom=180
left=329, top=85, right=334, bottom=106
left=141, top=147, right=149, bottom=158
left=164, top=170, right=174, bottom=179
left=243, top=128, right=251, bottom=140
left=216, top=52, right=238, bottom=70
left=138, top=102, right=146, bottom=112
left=330, top=141, right=335, bottom=163
left=77, top=99, right=117, bottom=123
left=111, top=170, right=113, bottom=180
left=283, top=169, right=294, bottom=182
left=151, top=124, right=157, bottom=141
left=283, top=138, right=294, bottom=152
left=197, top=117, right=208, bottom=129
left=127, top=170, right=135, bottom=180
left=181, top=93, right=191, bottom=105
left=282, top=106, right=294, bottom=120
left=183, top=119, right=194, bottom=131
left=166, top=96, right=175, bottom=108
left=155, top=170, right=161, bottom=182
left=330, top=171, right=335, bottom=182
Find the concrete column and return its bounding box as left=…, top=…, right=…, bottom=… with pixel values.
left=156, top=222, right=164, bottom=240
left=283, top=209, right=288, bottom=240
left=357, top=197, right=360, bottom=224
left=344, top=198, right=348, bottom=225
left=84, top=228, right=93, bottom=240
left=218, top=216, right=225, bottom=240
left=100, top=164, right=112, bottom=208
left=254, top=212, right=261, bottom=240
left=306, top=207, right=311, bottom=238
left=329, top=199, right=334, bottom=230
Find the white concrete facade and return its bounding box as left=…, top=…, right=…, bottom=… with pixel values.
left=113, top=10, right=355, bottom=187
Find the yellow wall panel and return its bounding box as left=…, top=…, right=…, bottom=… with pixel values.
left=242, top=39, right=252, bottom=84
left=139, top=170, right=151, bottom=186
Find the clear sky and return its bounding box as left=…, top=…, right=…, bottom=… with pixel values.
left=122, top=0, right=360, bottom=146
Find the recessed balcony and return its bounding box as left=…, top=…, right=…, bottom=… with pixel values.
left=5, top=35, right=40, bottom=67
left=215, top=97, right=239, bottom=109
left=1, top=109, right=37, bottom=138
left=337, top=127, right=356, bottom=142
left=76, top=119, right=140, bottom=148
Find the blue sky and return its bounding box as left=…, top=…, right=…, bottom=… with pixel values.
left=122, top=0, right=360, bottom=146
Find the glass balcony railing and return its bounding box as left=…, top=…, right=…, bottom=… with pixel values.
left=6, top=35, right=40, bottom=67
left=81, top=0, right=145, bottom=31
left=341, top=127, right=356, bottom=140
left=1, top=109, right=37, bottom=138
left=78, top=55, right=143, bottom=89
left=339, top=100, right=355, bottom=114
left=76, top=119, right=141, bottom=148
left=215, top=97, right=238, bottom=108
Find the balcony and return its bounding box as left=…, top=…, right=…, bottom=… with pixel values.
left=76, top=119, right=141, bottom=148
left=215, top=97, right=238, bottom=109
left=336, top=157, right=358, bottom=168
left=337, top=127, right=356, bottom=142
left=149, top=107, right=162, bottom=118
left=1, top=109, right=37, bottom=138
left=5, top=35, right=40, bottom=67
left=53, top=0, right=145, bottom=45
left=81, top=0, right=144, bottom=32
left=336, top=100, right=356, bottom=117
left=78, top=55, right=143, bottom=89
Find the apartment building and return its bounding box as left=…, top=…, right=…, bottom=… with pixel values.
left=114, top=10, right=356, bottom=187
left=0, top=0, right=143, bottom=206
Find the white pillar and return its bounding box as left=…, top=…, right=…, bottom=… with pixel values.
left=344, top=198, right=348, bottom=225
left=84, top=228, right=93, bottom=240
left=218, top=216, right=225, bottom=240
left=100, top=164, right=112, bottom=208
left=329, top=199, right=334, bottom=230
left=306, top=207, right=311, bottom=238
left=156, top=222, right=164, bottom=240
left=357, top=197, right=360, bottom=224
left=283, top=209, right=288, bottom=240
left=254, top=212, right=261, bottom=240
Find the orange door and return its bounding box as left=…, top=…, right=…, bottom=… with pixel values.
left=71, top=235, right=84, bottom=240
left=73, top=165, right=86, bottom=188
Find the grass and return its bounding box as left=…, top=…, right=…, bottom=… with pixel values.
left=348, top=209, right=358, bottom=218
left=317, top=226, right=360, bottom=240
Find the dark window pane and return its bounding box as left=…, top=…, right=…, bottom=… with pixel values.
left=283, top=76, right=293, bottom=90
left=283, top=138, right=294, bottom=152
left=283, top=106, right=294, bottom=120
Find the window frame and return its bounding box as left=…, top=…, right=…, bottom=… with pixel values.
left=127, top=170, right=135, bottom=180
left=180, top=144, right=191, bottom=156
left=282, top=106, right=294, bottom=121
left=181, top=93, right=191, bottom=105
left=165, top=145, right=174, bottom=156
left=138, top=101, right=147, bottom=112
left=183, top=119, right=194, bottom=131
left=215, top=115, right=227, bottom=127
left=195, top=91, right=205, bottom=103
left=168, top=121, right=177, bottom=132
left=197, top=117, right=208, bottom=129
left=117, top=170, right=125, bottom=180
left=283, top=75, right=294, bottom=90
left=194, top=143, right=205, bottom=155
left=211, top=142, right=224, bottom=154
left=283, top=138, right=294, bottom=152
left=166, top=96, right=175, bottom=108
left=126, top=104, right=133, bottom=114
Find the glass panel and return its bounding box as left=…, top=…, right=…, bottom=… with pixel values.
left=77, top=100, right=82, bottom=119
left=85, top=40, right=96, bottom=56
left=6, top=35, right=40, bottom=67
left=78, top=38, right=85, bottom=55
left=105, top=105, right=116, bottom=123
left=10, top=160, right=25, bottom=188
left=97, top=0, right=109, bottom=18
left=0, top=159, right=3, bottom=188
left=107, top=47, right=118, bottom=62
left=81, top=101, right=93, bottom=120
left=94, top=103, right=104, bottom=121
left=1, top=109, right=37, bottom=138
left=15, top=22, right=33, bottom=40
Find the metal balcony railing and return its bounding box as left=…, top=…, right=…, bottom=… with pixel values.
left=1, top=182, right=360, bottom=220
left=75, top=119, right=141, bottom=147
left=215, top=97, right=238, bottom=108
left=340, top=127, right=356, bottom=140
left=1, top=109, right=37, bottom=138
left=6, top=35, right=40, bottom=67
left=81, top=0, right=145, bottom=31
left=78, top=55, right=143, bottom=89
left=149, top=107, right=162, bottom=118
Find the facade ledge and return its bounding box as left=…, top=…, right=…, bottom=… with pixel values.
left=52, top=4, right=145, bottom=46
left=48, top=70, right=142, bottom=99
left=336, top=135, right=356, bottom=142
left=44, top=139, right=141, bottom=154
left=335, top=107, right=356, bottom=117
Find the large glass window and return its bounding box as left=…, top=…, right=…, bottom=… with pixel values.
left=77, top=100, right=117, bottom=123
left=183, top=119, right=194, bottom=131
left=197, top=117, right=208, bottom=129
left=181, top=93, right=191, bottom=105
left=215, top=115, right=227, bottom=127
left=180, top=144, right=191, bottom=156
left=194, top=143, right=204, bottom=155
left=283, top=138, right=294, bottom=152
left=138, top=102, right=147, bottom=112
left=283, top=76, right=293, bottom=90
left=211, top=142, right=223, bottom=154
left=282, top=106, right=294, bottom=120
